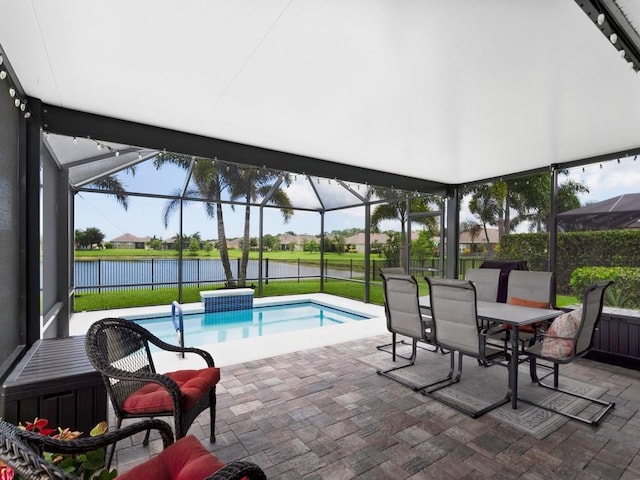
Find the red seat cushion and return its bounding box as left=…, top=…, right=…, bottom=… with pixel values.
left=122, top=368, right=220, bottom=414
left=117, top=434, right=225, bottom=480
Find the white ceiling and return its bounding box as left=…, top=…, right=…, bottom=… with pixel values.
left=2, top=0, right=640, bottom=185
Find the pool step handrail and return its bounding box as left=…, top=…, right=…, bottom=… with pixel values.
left=171, top=300, right=185, bottom=358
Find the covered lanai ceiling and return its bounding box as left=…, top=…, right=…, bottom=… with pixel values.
left=3, top=0, right=640, bottom=189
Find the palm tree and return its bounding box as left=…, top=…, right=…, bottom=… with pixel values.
left=226, top=166, right=293, bottom=286
left=88, top=175, right=131, bottom=210
left=155, top=156, right=293, bottom=287
left=465, top=172, right=588, bottom=239
left=369, top=187, right=439, bottom=267
left=154, top=155, right=236, bottom=284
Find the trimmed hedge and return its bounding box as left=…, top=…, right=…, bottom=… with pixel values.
left=570, top=266, right=640, bottom=309
left=499, top=229, right=640, bottom=294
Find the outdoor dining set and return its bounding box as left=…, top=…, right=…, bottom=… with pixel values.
left=376, top=266, right=615, bottom=426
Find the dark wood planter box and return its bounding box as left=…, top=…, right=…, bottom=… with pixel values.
left=588, top=308, right=640, bottom=370
left=1, top=336, right=108, bottom=434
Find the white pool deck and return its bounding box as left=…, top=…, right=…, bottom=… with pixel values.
left=70, top=294, right=387, bottom=373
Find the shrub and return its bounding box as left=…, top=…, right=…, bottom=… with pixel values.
left=569, top=266, right=640, bottom=309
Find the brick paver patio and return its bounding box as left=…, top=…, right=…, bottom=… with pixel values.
left=112, top=335, right=640, bottom=479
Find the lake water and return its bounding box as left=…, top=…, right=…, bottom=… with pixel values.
left=74, top=258, right=357, bottom=292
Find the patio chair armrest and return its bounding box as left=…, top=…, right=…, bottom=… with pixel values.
left=97, top=361, right=181, bottom=387
left=18, top=419, right=174, bottom=455
left=206, top=460, right=267, bottom=480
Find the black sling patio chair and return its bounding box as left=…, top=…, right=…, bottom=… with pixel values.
left=522, top=280, right=615, bottom=426
left=376, top=272, right=438, bottom=390
left=421, top=278, right=510, bottom=418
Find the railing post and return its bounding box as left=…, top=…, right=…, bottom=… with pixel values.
left=97, top=259, right=101, bottom=294
left=265, top=258, right=269, bottom=285
left=197, top=258, right=200, bottom=288
left=151, top=258, right=154, bottom=291
left=298, top=258, right=300, bottom=283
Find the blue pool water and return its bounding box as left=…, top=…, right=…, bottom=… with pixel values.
left=130, top=301, right=370, bottom=345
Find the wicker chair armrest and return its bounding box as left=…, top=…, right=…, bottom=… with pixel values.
left=94, top=362, right=182, bottom=392
left=205, top=460, right=267, bottom=480
left=18, top=419, right=174, bottom=455
left=144, top=335, right=216, bottom=367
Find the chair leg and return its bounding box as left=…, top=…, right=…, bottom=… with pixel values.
left=421, top=352, right=510, bottom=418
left=522, top=360, right=615, bottom=426
left=106, top=417, right=123, bottom=470
left=377, top=333, right=435, bottom=361
left=377, top=339, right=440, bottom=391
left=210, top=389, right=216, bottom=443
left=143, top=428, right=151, bottom=446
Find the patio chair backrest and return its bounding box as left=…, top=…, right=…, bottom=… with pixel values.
left=85, top=318, right=156, bottom=409
left=574, top=281, right=614, bottom=357
left=466, top=268, right=500, bottom=302
left=427, top=278, right=480, bottom=354
left=380, top=266, right=406, bottom=279
left=380, top=273, right=427, bottom=341
left=507, top=270, right=554, bottom=308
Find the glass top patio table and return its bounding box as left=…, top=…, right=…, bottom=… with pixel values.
left=418, top=296, right=563, bottom=409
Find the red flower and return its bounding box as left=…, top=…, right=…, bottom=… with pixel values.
left=22, top=417, right=56, bottom=436
left=0, top=462, right=14, bottom=480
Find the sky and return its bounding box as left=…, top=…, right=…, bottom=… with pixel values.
left=73, top=156, right=640, bottom=242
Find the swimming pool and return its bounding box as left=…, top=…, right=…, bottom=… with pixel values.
left=129, top=300, right=371, bottom=346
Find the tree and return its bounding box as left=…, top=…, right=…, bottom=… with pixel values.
left=465, top=172, right=588, bottom=240
left=460, top=219, right=490, bottom=254
left=85, top=227, right=105, bottom=249
left=75, top=229, right=88, bottom=249
left=188, top=237, right=200, bottom=256
left=369, top=188, right=439, bottom=267
left=411, top=230, right=437, bottom=261
left=383, top=232, right=401, bottom=266
left=86, top=165, right=137, bottom=211
left=155, top=155, right=236, bottom=284
left=226, top=166, right=293, bottom=286
left=149, top=236, right=162, bottom=251
left=333, top=234, right=346, bottom=254
left=303, top=239, right=319, bottom=253
left=262, top=234, right=279, bottom=251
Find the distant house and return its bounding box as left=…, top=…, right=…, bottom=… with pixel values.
left=459, top=227, right=499, bottom=253
left=344, top=233, right=388, bottom=253
left=109, top=233, right=151, bottom=249
left=277, top=234, right=319, bottom=251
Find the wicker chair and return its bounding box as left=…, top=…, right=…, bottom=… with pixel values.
left=0, top=419, right=266, bottom=480
left=85, top=317, right=220, bottom=466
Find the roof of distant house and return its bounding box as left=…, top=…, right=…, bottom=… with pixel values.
left=109, top=233, right=152, bottom=243
left=459, top=227, right=499, bottom=244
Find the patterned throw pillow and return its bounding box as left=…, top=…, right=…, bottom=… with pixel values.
left=540, top=307, right=583, bottom=359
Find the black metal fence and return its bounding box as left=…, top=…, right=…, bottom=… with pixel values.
left=74, top=257, right=488, bottom=293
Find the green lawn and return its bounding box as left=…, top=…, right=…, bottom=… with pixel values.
left=73, top=279, right=388, bottom=311
left=73, top=276, right=574, bottom=313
